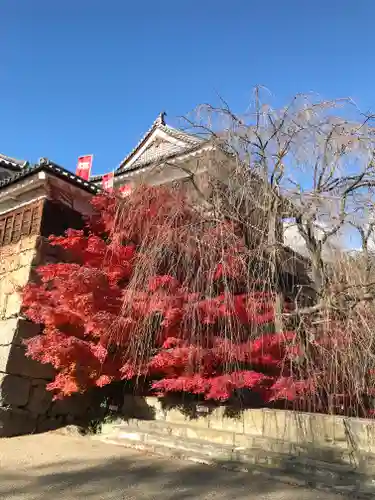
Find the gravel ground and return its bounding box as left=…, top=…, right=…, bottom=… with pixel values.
left=0, top=432, right=346, bottom=499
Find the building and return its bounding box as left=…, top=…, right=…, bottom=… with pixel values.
left=91, top=112, right=212, bottom=188
left=0, top=114, right=310, bottom=436
left=0, top=154, right=102, bottom=435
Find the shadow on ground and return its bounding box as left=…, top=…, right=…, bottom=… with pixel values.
left=0, top=434, right=349, bottom=500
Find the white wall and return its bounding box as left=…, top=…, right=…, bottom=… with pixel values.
left=283, top=220, right=341, bottom=260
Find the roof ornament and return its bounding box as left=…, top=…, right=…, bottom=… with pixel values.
left=154, top=111, right=166, bottom=127
left=39, top=157, right=49, bottom=166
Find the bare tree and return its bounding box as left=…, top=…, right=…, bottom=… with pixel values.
left=180, top=90, right=375, bottom=415
left=114, top=89, right=375, bottom=416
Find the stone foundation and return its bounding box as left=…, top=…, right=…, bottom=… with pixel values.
left=0, top=235, right=91, bottom=436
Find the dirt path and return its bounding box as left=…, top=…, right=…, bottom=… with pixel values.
left=0, top=432, right=344, bottom=499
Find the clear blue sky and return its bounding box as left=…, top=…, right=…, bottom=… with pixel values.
left=2, top=1, right=375, bottom=176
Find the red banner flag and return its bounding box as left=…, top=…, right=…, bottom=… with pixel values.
left=76, top=155, right=93, bottom=181
left=102, top=172, right=114, bottom=192
left=118, top=184, right=132, bottom=197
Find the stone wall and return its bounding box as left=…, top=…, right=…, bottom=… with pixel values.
left=119, top=396, right=375, bottom=462
left=157, top=399, right=375, bottom=458
left=0, top=234, right=91, bottom=436
left=99, top=396, right=375, bottom=495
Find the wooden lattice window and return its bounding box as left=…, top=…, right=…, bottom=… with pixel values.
left=0, top=200, right=44, bottom=247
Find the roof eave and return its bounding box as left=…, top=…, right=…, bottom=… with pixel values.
left=113, top=143, right=216, bottom=183
left=0, top=162, right=101, bottom=196
left=0, top=153, right=28, bottom=169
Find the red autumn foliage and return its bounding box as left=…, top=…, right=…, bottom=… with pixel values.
left=22, top=185, right=313, bottom=403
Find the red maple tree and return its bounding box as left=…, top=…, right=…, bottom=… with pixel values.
left=22, top=186, right=313, bottom=403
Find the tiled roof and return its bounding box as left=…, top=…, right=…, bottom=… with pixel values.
left=116, top=113, right=205, bottom=173
left=0, top=158, right=100, bottom=194
left=0, top=153, right=28, bottom=170
left=90, top=141, right=209, bottom=183
left=90, top=173, right=105, bottom=182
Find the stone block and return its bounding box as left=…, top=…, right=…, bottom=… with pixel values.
left=19, top=236, right=38, bottom=252
left=15, top=319, right=42, bottom=344
left=19, top=249, right=37, bottom=268
left=0, top=255, right=20, bottom=275
left=0, top=277, right=16, bottom=296
left=27, top=384, right=53, bottom=414
left=0, top=318, right=41, bottom=350
left=31, top=377, right=51, bottom=387
left=283, top=411, right=347, bottom=447
left=0, top=407, right=37, bottom=437
left=9, top=266, right=32, bottom=288
left=145, top=396, right=166, bottom=420
left=209, top=406, right=244, bottom=433
left=0, top=247, right=13, bottom=262
left=240, top=408, right=350, bottom=449
left=185, top=426, right=235, bottom=446
left=185, top=414, right=211, bottom=429
left=345, top=418, right=375, bottom=454
left=122, top=395, right=155, bottom=419
left=50, top=392, right=91, bottom=417
left=161, top=404, right=211, bottom=429
left=0, top=318, right=19, bottom=346
left=243, top=408, right=282, bottom=438
left=36, top=415, right=64, bottom=433
left=0, top=287, right=6, bottom=318
left=5, top=293, right=22, bottom=318
left=164, top=408, right=188, bottom=425
left=6, top=345, right=54, bottom=379
left=0, top=373, right=31, bottom=407
left=0, top=344, right=12, bottom=372
left=0, top=238, right=36, bottom=262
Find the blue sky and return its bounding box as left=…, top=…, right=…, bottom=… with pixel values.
left=1, top=1, right=375, bottom=176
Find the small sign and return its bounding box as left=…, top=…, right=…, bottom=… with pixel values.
left=102, top=172, right=114, bottom=192
left=196, top=404, right=210, bottom=414
left=76, top=155, right=93, bottom=181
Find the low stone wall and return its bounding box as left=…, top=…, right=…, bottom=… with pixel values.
left=100, top=394, right=375, bottom=495
left=0, top=236, right=92, bottom=436
left=123, top=396, right=375, bottom=464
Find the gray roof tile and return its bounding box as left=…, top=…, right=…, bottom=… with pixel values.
left=0, top=159, right=100, bottom=194
left=0, top=153, right=28, bottom=169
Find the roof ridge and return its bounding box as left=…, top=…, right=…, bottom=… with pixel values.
left=117, top=114, right=205, bottom=172
left=160, top=123, right=204, bottom=144
left=0, top=153, right=28, bottom=168
left=117, top=115, right=162, bottom=170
